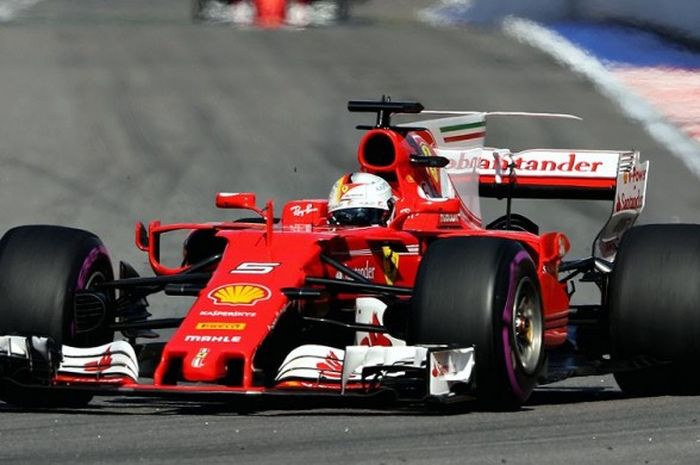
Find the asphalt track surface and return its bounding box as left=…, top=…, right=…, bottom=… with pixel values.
left=1, top=1, right=700, bottom=464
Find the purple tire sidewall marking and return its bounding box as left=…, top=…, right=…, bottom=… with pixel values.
left=500, top=250, right=531, bottom=401
left=76, top=244, right=109, bottom=290
left=71, top=244, right=109, bottom=337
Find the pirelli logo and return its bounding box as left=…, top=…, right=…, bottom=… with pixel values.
left=195, top=322, right=246, bottom=331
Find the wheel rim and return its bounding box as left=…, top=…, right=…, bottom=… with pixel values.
left=70, top=267, right=109, bottom=342
left=84, top=270, right=106, bottom=290
left=511, top=277, right=543, bottom=375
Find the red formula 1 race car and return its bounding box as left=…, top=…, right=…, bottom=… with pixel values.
left=1, top=98, right=699, bottom=411
left=192, top=0, right=349, bottom=27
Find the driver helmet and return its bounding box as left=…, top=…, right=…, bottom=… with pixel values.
left=328, top=172, right=393, bottom=226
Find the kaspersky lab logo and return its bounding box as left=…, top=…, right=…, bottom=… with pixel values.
left=208, top=284, right=271, bottom=307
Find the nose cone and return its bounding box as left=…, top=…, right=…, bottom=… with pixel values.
left=182, top=341, right=241, bottom=383
left=153, top=229, right=329, bottom=388
left=255, top=0, right=286, bottom=27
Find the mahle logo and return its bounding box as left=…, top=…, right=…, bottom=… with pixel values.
left=184, top=335, right=241, bottom=344
left=208, top=284, right=270, bottom=306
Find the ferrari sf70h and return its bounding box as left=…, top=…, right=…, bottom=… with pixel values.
left=1, top=98, right=699, bottom=410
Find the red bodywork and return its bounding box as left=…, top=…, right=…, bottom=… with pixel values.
left=223, top=0, right=316, bottom=28
left=109, top=125, right=572, bottom=393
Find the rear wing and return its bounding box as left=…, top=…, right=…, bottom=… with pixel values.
left=410, top=114, right=648, bottom=261
left=477, top=148, right=630, bottom=201
left=437, top=146, right=648, bottom=261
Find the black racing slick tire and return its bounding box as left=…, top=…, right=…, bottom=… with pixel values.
left=335, top=0, right=350, bottom=21
left=609, top=224, right=700, bottom=396
left=409, top=237, right=545, bottom=409
left=192, top=0, right=209, bottom=21
left=192, top=0, right=225, bottom=21
left=0, top=225, right=115, bottom=408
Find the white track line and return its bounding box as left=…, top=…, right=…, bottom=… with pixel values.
left=0, top=0, right=42, bottom=21
left=503, top=17, right=700, bottom=180
left=418, top=0, right=474, bottom=26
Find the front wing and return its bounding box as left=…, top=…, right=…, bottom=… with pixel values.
left=0, top=336, right=475, bottom=405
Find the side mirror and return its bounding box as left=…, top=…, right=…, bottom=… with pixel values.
left=414, top=197, right=460, bottom=215
left=135, top=222, right=149, bottom=251
left=216, top=192, right=257, bottom=210
left=391, top=198, right=461, bottom=229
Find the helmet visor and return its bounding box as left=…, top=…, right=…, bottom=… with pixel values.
left=329, top=207, right=389, bottom=227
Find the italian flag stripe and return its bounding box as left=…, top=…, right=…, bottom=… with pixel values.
left=444, top=131, right=486, bottom=143
left=439, top=121, right=485, bottom=133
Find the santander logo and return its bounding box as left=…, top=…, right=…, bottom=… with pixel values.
left=446, top=151, right=618, bottom=178
left=479, top=153, right=606, bottom=174
left=616, top=192, right=644, bottom=212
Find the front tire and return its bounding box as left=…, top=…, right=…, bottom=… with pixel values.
left=0, top=225, right=115, bottom=407
left=609, top=224, right=700, bottom=395
left=409, top=237, right=544, bottom=409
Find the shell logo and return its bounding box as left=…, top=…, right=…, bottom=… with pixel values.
left=208, top=284, right=271, bottom=306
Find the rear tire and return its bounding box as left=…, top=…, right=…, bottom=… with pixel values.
left=192, top=0, right=210, bottom=21
left=192, top=0, right=230, bottom=21
left=0, top=225, right=114, bottom=408
left=409, top=237, right=544, bottom=409
left=609, top=224, right=700, bottom=395
left=335, top=0, right=350, bottom=21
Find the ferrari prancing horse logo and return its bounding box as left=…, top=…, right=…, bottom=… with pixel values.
left=381, top=246, right=400, bottom=285
left=191, top=348, right=209, bottom=369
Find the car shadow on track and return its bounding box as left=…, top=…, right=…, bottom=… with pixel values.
left=0, top=384, right=629, bottom=416
left=527, top=385, right=626, bottom=406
